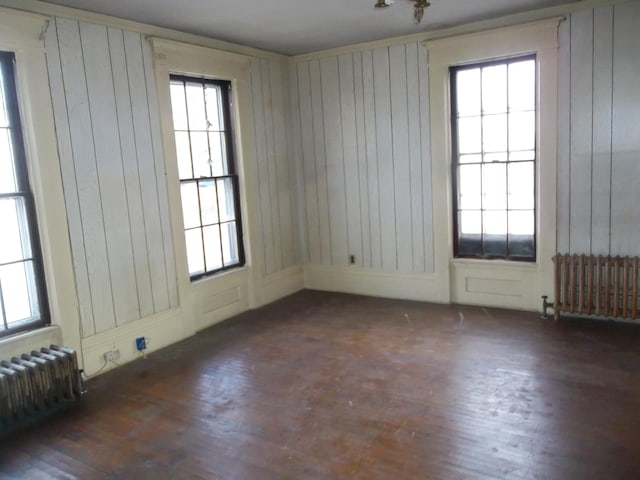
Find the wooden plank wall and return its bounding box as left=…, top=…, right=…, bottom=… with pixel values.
left=557, top=2, right=640, bottom=256
left=249, top=58, right=299, bottom=276
left=290, top=42, right=434, bottom=273
left=44, top=18, right=180, bottom=337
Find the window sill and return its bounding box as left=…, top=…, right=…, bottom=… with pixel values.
left=451, top=257, right=538, bottom=269
left=0, top=325, right=62, bottom=360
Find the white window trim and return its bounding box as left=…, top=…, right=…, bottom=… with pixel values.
left=425, top=17, right=561, bottom=310
left=0, top=7, right=80, bottom=354
left=150, top=38, right=260, bottom=329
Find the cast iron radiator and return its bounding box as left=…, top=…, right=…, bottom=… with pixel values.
left=0, top=345, right=83, bottom=433
left=552, top=254, right=640, bottom=321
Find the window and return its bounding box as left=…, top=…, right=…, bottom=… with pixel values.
left=169, top=75, right=244, bottom=280
left=451, top=55, right=536, bottom=261
left=0, top=51, right=49, bottom=336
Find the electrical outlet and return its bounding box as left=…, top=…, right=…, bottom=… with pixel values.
left=135, top=337, right=147, bottom=351
left=104, top=349, right=120, bottom=362
left=349, top=254, right=356, bottom=265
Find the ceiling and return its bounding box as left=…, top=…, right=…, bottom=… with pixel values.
left=44, top=0, right=579, bottom=55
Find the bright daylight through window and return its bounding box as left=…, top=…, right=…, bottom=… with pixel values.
left=451, top=55, right=536, bottom=261
left=0, top=51, right=49, bottom=336
left=169, top=75, right=244, bottom=280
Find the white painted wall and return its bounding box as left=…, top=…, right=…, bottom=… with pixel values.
left=557, top=1, right=640, bottom=256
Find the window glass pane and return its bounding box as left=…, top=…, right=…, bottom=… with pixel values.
left=0, top=128, right=17, bottom=193
left=482, top=163, right=507, bottom=210
left=0, top=70, right=8, bottom=128
left=217, top=178, right=236, bottom=222
left=456, top=69, right=480, bottom=116
left=169, top=83, right=188, bottom=130
left=509, top=111, right=535, bottom=151
left=185, top=83, right=207, bottom=130
left=204, top=85, right=222, bottom=131
left=189, top=132, right=211, bottom=178
left=482, top=64, right=507, bottom=114
left=185, top=228, right=205, bottom=276
left=508, top=162, right=534, bottom=210
left=460, top=210, right=481, bottom=234
left=0, top=261, right=35, bottom=324
left=221, top=222, right=239, bottom=266
left=483, top=152, right=507, bottom=163
left=174, top=131, right=193, bottom=180
left=482, top=114, right=507, bottom=152
left=0, top=197, right=31, bottom=264
left=508, top=210, right=534, bottom=235
left=483, top=211, right=507, bottom=256
left=509, top=150, right=535, bottom=161
left=459, top=154, right=481, bottom=164
left=458, top=164, right=480, bottom=210
left=509, top=60, right=535, bottom=112
left=180, top=182, right=200, bottom=229
left=203, top=225, right=223, bottom=271
left=458, top=116, right=481, bottom=154
left=199, top=180, right=218, bottom=225
left=208, top=132, right=227, bottom=176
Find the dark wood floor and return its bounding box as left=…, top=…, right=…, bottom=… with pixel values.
left=2, top=290, right=640, bottom=479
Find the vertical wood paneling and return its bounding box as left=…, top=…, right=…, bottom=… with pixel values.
left=80, top=22, right=139, bottom=326
left=122, top=31, right=170, bottom=313
left=291, top=41, right=434, bottom=274
left=261, top=59, right=284, bottom=272
left=309, top=60, right=332, bottom=265
left=107, top=27, right=155, bottom=319
left=418, top=45, right=434, bottom=273
left=558, top=3, right=640, bottom=257
left=610, top=2, right=640, bottom=255
left=389, top=45, right=412, bottom=273
left=352, top=52, right=371, bottom=269
left=338, top=54, right=362, bottom=266
left=44, top=19, right=96, bottom=338
left=47, top=19, right=179, bottom=337
left=141, top=38, right=178, bottom=309
left=289, top=63, right=307, bottom=263
left=556, top=17, right=571, bottom=254
left=249, top=59, right=275, bottom=275
left=568, top=9, right=594, bottom=254
left=372, top=47, right=397, bottom=270
left=362, top=50, right=382, bottom=269
left=55, top=18, right=117, bottom=334
left=591, top=7, right=613, bottom=255
left=320, top=57, right=348, bottom=266
left=296, top=63, right=321, bottom=264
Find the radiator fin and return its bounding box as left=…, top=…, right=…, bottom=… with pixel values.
left=553, top=254, right=640, bottom=321
left=0, top=345, right=82, bottom=433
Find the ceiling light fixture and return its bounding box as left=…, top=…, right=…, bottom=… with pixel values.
left=375, top=0, right=431, bottom=24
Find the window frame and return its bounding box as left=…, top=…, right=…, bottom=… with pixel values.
left=168, top=74, right=246, bottom=281
left=450, top=53, right=538, bottom=262
left=0, top=50, right=50, bottom=337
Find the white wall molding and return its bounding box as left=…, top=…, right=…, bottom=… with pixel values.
left=304, top=264, right=442, bottom=303
left=0, top=0, right=286, bottom=61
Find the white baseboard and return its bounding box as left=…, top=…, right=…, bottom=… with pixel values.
left=303, top=264, right=442, bottom=303
left=256, top=265, right=304, bottom=307
left=81, top=307, right=184, bottom=376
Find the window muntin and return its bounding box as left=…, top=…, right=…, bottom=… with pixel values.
left=0, top=51, right=49, bottom=336
left=451, top=55, right=536, bottom=261
left=169, top=75, right=244, bottom=280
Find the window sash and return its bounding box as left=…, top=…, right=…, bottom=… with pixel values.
left=169, top=75, right=245, bottom=280
left=450, top=54, right=537, bottom=261
left=0, top=51, right=49, bottom=336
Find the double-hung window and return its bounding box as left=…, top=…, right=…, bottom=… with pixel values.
left=451, top=55, right=536, bottom=261
left=169, top=75, right=245, bottom=280
left=0, top=51, right=49, bottom=336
